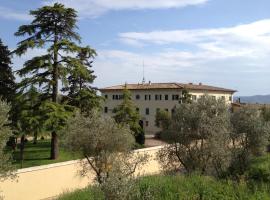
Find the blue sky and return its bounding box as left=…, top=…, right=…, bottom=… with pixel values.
left=1, top=0, right=270, bottom=95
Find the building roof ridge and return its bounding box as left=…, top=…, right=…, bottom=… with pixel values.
left=99, top=82, right=236, bottom=93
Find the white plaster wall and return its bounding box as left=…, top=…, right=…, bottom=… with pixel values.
left=101, top=89, right=233, bottom=135
left=0, top=146, right=163, bottom=200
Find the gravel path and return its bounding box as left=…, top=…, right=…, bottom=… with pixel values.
left=144, top=138, right=167, bottom=147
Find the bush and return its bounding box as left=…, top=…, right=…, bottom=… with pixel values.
left=58, top=186, right=104, bottom=200
left=158, top=96, right=232, bottom=177
left=135, top=131, right=145, bottom=146
left=230, top=107, right=270, bottom=178
left=246, top=154, right=270, bottom=183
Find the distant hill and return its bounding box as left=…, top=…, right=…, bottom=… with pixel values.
left=234, top=95, right=270, bottom=104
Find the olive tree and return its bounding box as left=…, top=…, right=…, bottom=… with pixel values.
left=62, top=111, right=148, bottom=199
left=230, top=106, right=269, bottom=176
left=158, top=95, right=232, bottom=177
left=260, top=106, right=270, bottom=151
left=0, top=100, right=15, bottom=181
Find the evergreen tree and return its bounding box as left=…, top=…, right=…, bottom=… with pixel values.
left=62, top=47, right=100, bottom=115
left=12, top=87, right=44, bottom=167
left=179, top=88, right=192, bottom=104
left=113, top=86, right=145, bottom=145
left=0, top=39, right=15, bottom=103
left=15, top=3, right=95, bottom=159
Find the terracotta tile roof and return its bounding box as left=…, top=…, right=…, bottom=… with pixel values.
left=100, top=82, right=236, bottom=93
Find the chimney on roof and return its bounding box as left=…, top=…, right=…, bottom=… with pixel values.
left=149, top=81, right=151, bottom=85
left=199, top=82, right=202, bottom=85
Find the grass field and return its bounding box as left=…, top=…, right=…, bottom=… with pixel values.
left=57, top=174, right=270, bottom=200
left=12, top=139, right=81, bottom=168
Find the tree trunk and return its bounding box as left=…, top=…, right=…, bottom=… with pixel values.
left=50, top=30, right=59, bottom=160
left=33, top=132, right=38, bottom=144
left=50, top=131, right=58, bottom=160
left=20, top=135, right=25, bottom=168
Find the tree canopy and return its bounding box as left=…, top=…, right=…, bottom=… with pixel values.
left=0, top=39, right=15, bottom=103
left=159, top=95, right=231, bottom=177
left=113, top=86, right=145, bottom=145
left=14, top=3, right=97, bottom=159
left=0, top=100, right=15, bottom=181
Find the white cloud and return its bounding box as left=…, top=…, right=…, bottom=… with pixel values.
left=93, top=35, right=270, bottom=96
left=119, top=19, right=270, bottom=59
left=43, top=0, right=208, bottom=18
left=0, top=6, right=32, bottom=21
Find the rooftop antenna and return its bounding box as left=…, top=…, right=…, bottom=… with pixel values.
left=142, top=60, right=146, bottom=84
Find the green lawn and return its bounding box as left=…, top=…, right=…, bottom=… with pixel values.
left=12, top=139, right=82, bottom=169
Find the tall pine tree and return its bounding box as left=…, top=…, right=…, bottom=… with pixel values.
left=0, top=39, right=15, bottom=103
left=15, top=3, right=96, bottom=159
left=61, top=47, right=100, bottom=116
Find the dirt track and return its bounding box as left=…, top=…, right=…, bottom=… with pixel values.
left=145, top=138, right=167, bottom=147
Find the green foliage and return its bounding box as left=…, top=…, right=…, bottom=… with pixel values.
left=113, top=87, right=145, bottom=145
left=58, top=174, right=270, bottom=200
left=159, top=95, right=231, bottom=177
left=0, top=100, right=15, bottom=181
left=62, top=111, right=148, bottom=200
left=42, top=101, right=74, bottom=133
left=155, top=109, right=171, bottom=130
left=230, top=106, right=269, bottom=178
left=13, top=87, right=44, bottom=137
left=14, top=3, right=97, bottom=159
left=261, top=106, right=270, bottom=122
left=58, top=186, right=104, bottom=200
left=61, top=47, right=100, bottom=115
left=0, top=39, right=15, bottom=103
left=179, top=89, right=192, bottom=104
left=246, top=154, right=270, bottom=183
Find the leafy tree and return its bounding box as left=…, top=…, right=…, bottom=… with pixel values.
left=113, top=87, right=145, bottom=145
left=158, top=95, right=231, bottom=177
left=62, top=112, right=148, bottom=193
left=179, top=88, right=192, bottom=104
left=15, top=3, right=96, bottom=159
left=0, top=100, right=15, bottom=181
left=19, top=87, right=43, bottom=144
left=61, top=47, right=100, bottom=115
left=261, top=106, right=270, bottom=122
left=13, top=87, right=46, bottom=167
left=230, top=106, right=269, bottom=177
left=0, top=39, right=15, bottom=103
left=260, top=106, right=270, bottom=151
left=155, top=110, right=171, bottom=131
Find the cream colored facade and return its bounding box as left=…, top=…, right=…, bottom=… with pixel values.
left=0, top=146, right=163, bottom=200
left=100, top=82, right=236, bottom=135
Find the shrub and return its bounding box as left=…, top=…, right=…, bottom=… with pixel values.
left=230, top=106, right=270, bottom=178
left=158, top=95, right=232, bottom=177
left=246, top=154, right=270, bottom=183
left=62, top=111, right=148, bottom=199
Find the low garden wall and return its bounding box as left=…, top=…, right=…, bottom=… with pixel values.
left=0, top=146, right=163, bottom=200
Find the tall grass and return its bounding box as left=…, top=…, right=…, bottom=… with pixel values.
left=58, top=174, right=270, bottom=200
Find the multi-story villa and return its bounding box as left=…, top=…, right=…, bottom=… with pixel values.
left=100, top=82, right=236, bottom=135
